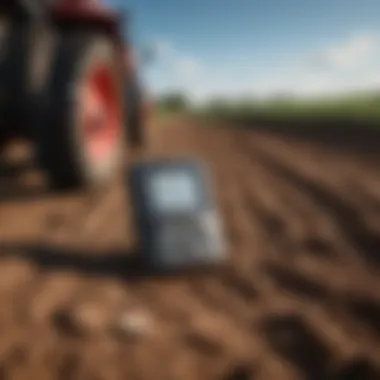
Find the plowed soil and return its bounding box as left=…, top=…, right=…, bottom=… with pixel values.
left=0, top=117, right=380, bottom=380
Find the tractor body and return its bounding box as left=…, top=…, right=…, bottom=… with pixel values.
left=0, top=0, right=149, bottom=190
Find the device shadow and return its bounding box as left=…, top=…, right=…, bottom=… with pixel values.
left=0, top=242, right=148, bottom=281
left=0, top=242, right=218, bottom=281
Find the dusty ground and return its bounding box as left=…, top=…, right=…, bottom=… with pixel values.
left=0, top=117, right=380, bottom=380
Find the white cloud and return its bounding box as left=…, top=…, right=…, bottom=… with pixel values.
left=145, top=37, right=203, bottom=93
left=311, top=32, right=379, bottom=71
left=148, top=38, right=202, bottom=77
left=175, top=57, right=202, bottom=77
left=252, top=31, right=380, bottom=99
left=147, top=31, right=380, bottom=103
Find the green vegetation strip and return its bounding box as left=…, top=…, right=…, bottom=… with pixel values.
left=196, top=93, right=380, bottom=129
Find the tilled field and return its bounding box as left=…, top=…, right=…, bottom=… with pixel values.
left=0, top=118, right=380, bottom=380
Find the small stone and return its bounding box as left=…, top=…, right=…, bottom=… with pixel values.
left=113, top=309, right=154, bottom=340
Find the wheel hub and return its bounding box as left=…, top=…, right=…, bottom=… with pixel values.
left=80, top=64, right=121, bottom=164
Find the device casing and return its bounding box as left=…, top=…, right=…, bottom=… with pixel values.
left=128, top=159, right=227, bottom=272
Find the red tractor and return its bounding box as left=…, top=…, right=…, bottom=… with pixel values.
left=0, top=0, right=151, bottom=190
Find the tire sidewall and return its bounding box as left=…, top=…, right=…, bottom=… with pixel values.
left=69, top=35, right=125, bottom=186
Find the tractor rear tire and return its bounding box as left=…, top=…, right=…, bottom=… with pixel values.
left=126, top=77, right=146, bottom=147
left=0, top=17, right=10, bottom=140
left=36, top=33, right=125, bottom=191
left=0, top=138, right=5, bottom=158
left=1, top=21, right=55, bottom=134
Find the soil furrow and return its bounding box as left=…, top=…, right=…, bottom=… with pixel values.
left=0, top=118, right=380, bottom=379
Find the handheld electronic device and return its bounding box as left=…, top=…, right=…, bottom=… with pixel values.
left=129, top=159, right=227, bottom=271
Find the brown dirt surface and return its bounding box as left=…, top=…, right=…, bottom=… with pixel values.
left=1, top=116, right=380, bottom=380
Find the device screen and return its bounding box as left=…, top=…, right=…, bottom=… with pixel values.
left=148, top=170, right=199, bottom=213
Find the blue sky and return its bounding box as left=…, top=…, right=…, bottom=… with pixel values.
left=108, top=0, right=380, bottom=101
